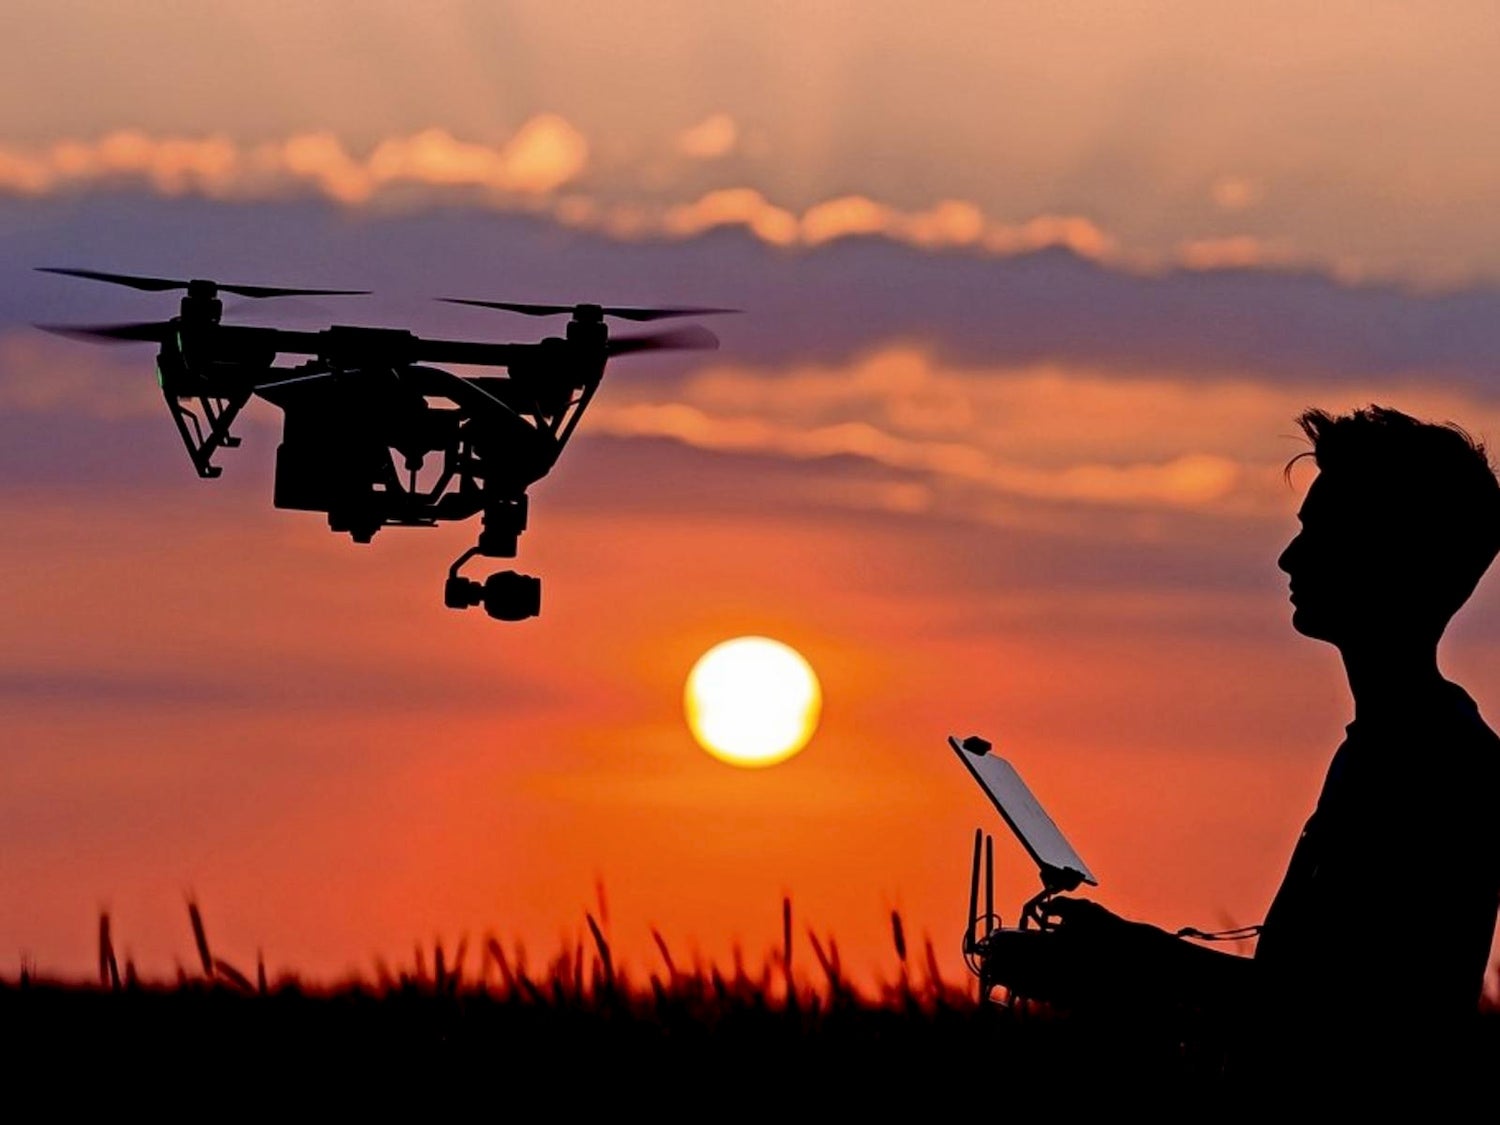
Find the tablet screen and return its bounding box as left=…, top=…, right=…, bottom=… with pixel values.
left=950, top=735, right=1097, bottom=887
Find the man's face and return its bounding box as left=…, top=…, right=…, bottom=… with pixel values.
left=1276, top=472, right=1394, bottom=645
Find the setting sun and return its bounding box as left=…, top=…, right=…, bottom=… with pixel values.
left=684, top=636, right=822, bottom=768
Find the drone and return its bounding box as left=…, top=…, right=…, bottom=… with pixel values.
left=36, top=267, right=732, bottom=621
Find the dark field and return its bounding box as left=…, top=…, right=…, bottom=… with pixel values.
left=3, top=902, right=1496, bottom=1109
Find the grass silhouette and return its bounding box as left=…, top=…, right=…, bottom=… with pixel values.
left=3, top=897, right=1496, bottom=1106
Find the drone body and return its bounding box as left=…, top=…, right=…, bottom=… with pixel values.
left=38, top=268, right=728, bottom=621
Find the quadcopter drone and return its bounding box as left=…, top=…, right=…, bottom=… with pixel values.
left=37, top=267, right=732, bottom=621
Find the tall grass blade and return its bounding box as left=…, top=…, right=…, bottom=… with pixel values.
left=215, top=958, right=254, bottom=992
left=924, top=937, right=945, bottom=994
left=187, top=899, right=213, bottom=978
left=595, top=878, right=610, bottom=929
left=98, top=912, right=120, bottom=990
left=486, top=937, right=515, bottom=993
left=585, top=912, right=614, bottom=992
left=452, top=936, right=469, bottom=992
left=650, top=928, right=677, bottom=982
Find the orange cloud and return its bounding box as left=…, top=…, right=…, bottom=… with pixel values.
left=276, top=132, right=369, bottom=204
left=660, top=188, right=801, bottom=246
left=588, top=349, right=1258, bottom=512
left=0, top=126, right=1329, bottom=276
left=652, top=190, right=1111, bottom=259
left=587, top=346, right=1500, bottom=519
left=593, top=397, right=1242, bottom=510
left=1177, top=236, right=1281, bottom=270
left=0, top=117, right=588, bottom=204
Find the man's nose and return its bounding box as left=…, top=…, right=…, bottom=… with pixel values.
left=1278, top=535, right=1300, bottom=575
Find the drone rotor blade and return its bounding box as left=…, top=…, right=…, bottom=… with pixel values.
left=606, top=324, right=720, bottom=357
left=35, top=267, right=186, bottom=292
left=438, top=298, right=739, bottom=321
left=34, top=320, right=174, bottom=344
left=437, top=299, right=572, bottom=316
left=37, top=267, right=368, bottom=300
left=600, top=306, right=740, bottom=322
left=219, top=282, right=371, bottom=299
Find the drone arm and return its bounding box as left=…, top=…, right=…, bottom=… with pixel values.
left=552, top=376, right=602, bottom=449
left=411, top=339, right=523, bottom=368
left=419, top=367, right=529, bottom=427
left=203, top=325, right=523, bottom=372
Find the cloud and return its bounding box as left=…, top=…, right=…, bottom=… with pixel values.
left=593, top=395, right=1242, bottom=509
left=0, top=125, right=1273, bottom=273
left=0, top=656, right=557, bottom=716
left=585, top=348, right=1253, bottom=514
left=660, top=188, right=801, bottom=246
left=12, top=189, right=1500, bottom=396
left=19, top=122, right=1467, bottom=300
left=1175, top=236, right=1284, bottom=271
left=675, top=114, right=739, bottom=160
left=0, top=117, right=589, bottom=205
left=635, top=189, right=1114, bottom=259
left=582, top=346, right=1500, bottom=524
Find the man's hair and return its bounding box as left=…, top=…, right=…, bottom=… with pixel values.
left=1292, top=404, right=1500, bottom=612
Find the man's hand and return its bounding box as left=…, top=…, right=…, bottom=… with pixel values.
left=976, top=897, right=1171, bottom=1006
left=1041, top=895, right=1132, bottom=935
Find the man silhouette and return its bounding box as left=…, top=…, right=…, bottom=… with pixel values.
left=984, top=406, right=1500, bottom=1090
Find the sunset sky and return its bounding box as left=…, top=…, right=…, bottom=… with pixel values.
left=3, top=2, right=1500, bottom=992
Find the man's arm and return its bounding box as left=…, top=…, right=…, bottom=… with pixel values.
left=979, top=897, right=1257, bottom=1010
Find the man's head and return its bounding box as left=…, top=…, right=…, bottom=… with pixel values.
left=1278, top=406, right=1500, bottom=648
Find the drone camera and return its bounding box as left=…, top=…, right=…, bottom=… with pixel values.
left=483, top=570, right=541, bottom=621
left=444, top=570, right=541, bottom=620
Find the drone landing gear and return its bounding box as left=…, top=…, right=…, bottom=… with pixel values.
left=443, top=497, right=542, bottom=621
left=164, top=384, right=251, bottom=480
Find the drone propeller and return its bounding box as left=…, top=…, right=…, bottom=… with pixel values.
left=36, top=267, right=369, bottom=300
left=439, top=298, right=738, bottom=322
left=33, top=320, right=175, bottom=345
left=34, top=320, right=718, bottom=354
left=606, top=324, right=720, bottom=356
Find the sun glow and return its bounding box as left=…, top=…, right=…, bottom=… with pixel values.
left=684, top=636, right=822, bottom=768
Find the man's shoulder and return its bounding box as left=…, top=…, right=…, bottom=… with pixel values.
left=1405, top=683, right=1500, bottom=825
left=1339, top=682, right=1500, bottom=804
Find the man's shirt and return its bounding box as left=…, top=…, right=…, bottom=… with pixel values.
left=1255, top=679, right=1500, bottom=1034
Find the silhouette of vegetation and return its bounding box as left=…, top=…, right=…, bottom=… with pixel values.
left=4, top=897, right=1496, bottom=1106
